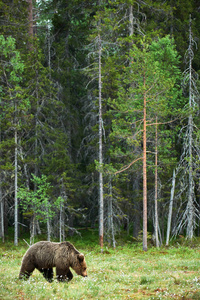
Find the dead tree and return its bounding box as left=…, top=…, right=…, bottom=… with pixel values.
left=172, top=15, right=200, bottom=239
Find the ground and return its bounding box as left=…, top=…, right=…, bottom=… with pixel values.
left=0, top=234, right=200, bottom=299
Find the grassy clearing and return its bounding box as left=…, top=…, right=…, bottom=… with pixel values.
left=0, top=236, right=200, bottom=299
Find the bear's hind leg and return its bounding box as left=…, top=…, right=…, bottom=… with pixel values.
left=39, top=268, right=54, bottom=282
left=56, top=267, right=73, bottom=282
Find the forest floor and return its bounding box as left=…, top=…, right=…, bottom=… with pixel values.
left=0, top=231, right=200, bottom=299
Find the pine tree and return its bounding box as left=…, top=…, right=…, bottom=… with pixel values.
left=108, top=36, right=181, bottom=250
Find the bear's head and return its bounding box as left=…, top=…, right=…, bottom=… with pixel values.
left=73, top=253, right=87, bottom=277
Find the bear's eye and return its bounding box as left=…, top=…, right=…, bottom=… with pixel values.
left=83, top=268, right=86, bottom=271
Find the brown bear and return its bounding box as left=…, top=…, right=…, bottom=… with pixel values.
left=19, top=241, right=87, bottom=282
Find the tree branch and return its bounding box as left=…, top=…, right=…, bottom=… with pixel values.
left=114, top=157, right=143, bottom=175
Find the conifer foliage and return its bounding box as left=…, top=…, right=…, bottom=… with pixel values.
left=0, top=0, right=199, bottom=249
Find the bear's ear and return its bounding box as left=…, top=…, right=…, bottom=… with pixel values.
left=78, top=253, right=84, bottom=262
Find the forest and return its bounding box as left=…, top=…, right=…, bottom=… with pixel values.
left=0, top=0, right=200, bottom=251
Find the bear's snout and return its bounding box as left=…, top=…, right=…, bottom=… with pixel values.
left=82, top=269, right=87, bottom=277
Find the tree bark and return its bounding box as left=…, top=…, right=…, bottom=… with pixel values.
left=30, top=215, right=35, bottom=245
left=108, top=178, right=116, bottom=248
left=98, top=33, right=104, bottom=252
left=47, top=213, right=51, bottom=241
left=14, top=127, right=18, bottom=246
left=0, top=184, right=4, bottom=243
left=132, top=176, right=141, bottom=239
left=59, top=199, right=65, bottom=242
left=187, top=15, right=194, bottom=239
left=129, top=5, right=134, bottom=36
left=0, top=126, right=4, bottom=243
left=154, top=117, right=159, bottom=247
left=166, top=168, right=176, bottom=246
left=143, top=83, right=147, bottom=251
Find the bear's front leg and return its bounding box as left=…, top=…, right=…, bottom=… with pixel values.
left=56, top=267, right=73, bottom=282
left=66, top=269, right=73, bottom=281
left=19, top=263, right=35, bottom=280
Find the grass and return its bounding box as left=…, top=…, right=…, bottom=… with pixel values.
left=0, top=233, right=200, bottom=299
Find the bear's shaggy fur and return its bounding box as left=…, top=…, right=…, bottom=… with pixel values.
left=19, top=241, right=87, bottom=282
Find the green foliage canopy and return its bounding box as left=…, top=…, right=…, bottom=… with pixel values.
left=18, top=174, right=63, bottom=223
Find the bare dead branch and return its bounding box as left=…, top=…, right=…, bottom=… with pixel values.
left=114, top=157, right=143, bottom=174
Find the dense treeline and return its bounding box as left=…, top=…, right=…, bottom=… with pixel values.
left=0, top=0, right=200, bottom=248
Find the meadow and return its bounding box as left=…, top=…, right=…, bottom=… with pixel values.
left=0, top=232, right=200, bottom=300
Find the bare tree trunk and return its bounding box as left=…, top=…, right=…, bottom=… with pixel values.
left=0, top=126, right=4, bottom=243
left=47, top=23, right=51, bottom=72
left=36, top=220, right=41, bottom=235
left=30, top=215, right=35, bottom=245
left=107, top=187, right=111, bottom=246
left=59, top=200, right=62, bottom=242
left=187, top=98, right=194, bottom=239
left=98, top=33, right=104, bottom=252
left=154, top=117, right=159, bottom=247
left=59, top=199, right=65, bottom=242
left=47, top=213, right=51, bottom=241
left=129, top=5, right=134, bottom=36
left=132, top=175, right=141, bottom=238
left=0, top=183, right=4, bottom=243
left=187, top=15, right=194, bottom=239
left=14, top=127, right=18, bottom=246
left=166, top=168, right=176, bottom=246
left=173, top=15, right=199, bottom=239
left=60, top=182, right=67, bottom=242
left=143, top=85, right=147, bottom=251
left=0, top=201, right=4, bottom=242
left=46, top=203, right=51, bottom=241
left=108, top=179, right=116, bottom=248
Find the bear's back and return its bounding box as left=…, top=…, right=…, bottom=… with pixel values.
left=24, top=241, right=57, bottom=268
left=23, top=241, right=78, bottom=268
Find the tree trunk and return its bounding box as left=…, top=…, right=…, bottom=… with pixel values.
left=108, top=178, right=116, bottom=248
left=143, top=85, right=147, bottom=251
left=129, top=5, right=134, bottom=36
left=47, top=215, right=51, bottom=241
left=30, top=214, right=35, bottom=245
left=173, top=15, right=199, bottom=239
left=187, top=107, right=194, bottom=238
left=47, top=206, right=51, bottom=241
left=133, top=177, right=141, bottom=239
left=154, top=117, right=159, bottom=247
left=98, top=33, right=104, bottom=252
left=187, top=15, right=194, bottom=239
left=59, top=199, right=65, bottom=242
left=59, top=200, right=62, bottom=242
left=0, top=126, right=4, bottom=243
left=0, top=185, right=4, bottom=243
left=36, top=220, right=41, bottom=235
left=166, top=168, right=176, bottom=246
left=14, top=127, right=18, bottom=246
